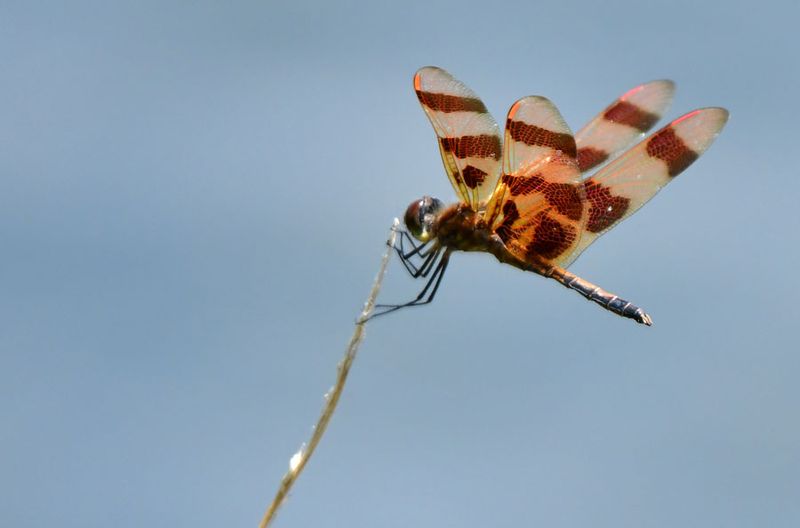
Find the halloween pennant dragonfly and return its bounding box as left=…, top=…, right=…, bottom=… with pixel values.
left=373, top=67, right=728, bottom=325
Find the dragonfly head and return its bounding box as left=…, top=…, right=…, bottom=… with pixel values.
left=404, top=196, right=445, bottom=242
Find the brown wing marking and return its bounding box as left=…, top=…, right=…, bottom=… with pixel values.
left=486, top=96, right=587, bottom=267
left=500, top=96, right=578, bottom=176
left=506, top=120, right=577, bottom=158
left=604, top=100, right=661, bottom=132
left=414, top=67, right=502, bottom=209
left=416, top=91, right=488, bottom=113
left=522, top=213, right=580, bottom=261
left=646, top=125, right=699, bottom=176
left=501, top=173, right=583, bottom=221
left=576, top=147, right=610, bottom=174
left=440, top=135, right=502, bottom=160
left=583, top=179, right=630, bottom=233
left=563, top=107, right=729, bottom=267
left=575, top=80, right=675, bottom=173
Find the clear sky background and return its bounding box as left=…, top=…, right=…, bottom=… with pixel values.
left=2, top=1, right=799, bottom=527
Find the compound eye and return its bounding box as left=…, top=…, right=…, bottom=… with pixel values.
left=422, top=197, right=445, bottom=219
left=403, top=199, right=424, bottom=239
left=404, top=196, right=444, bottom=242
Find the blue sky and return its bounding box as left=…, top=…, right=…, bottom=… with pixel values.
left=1, top=1, right=799, bottom=526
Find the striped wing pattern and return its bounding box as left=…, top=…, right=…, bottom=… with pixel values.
left=485, top=96, right=588, bottom=266
left=563, top=107, right=729, bottom=266
left=412, top=68, right=728, bottom=271
left=414, top=67, right=502, bottom=210
left=575, top=80, right=675, bottom=174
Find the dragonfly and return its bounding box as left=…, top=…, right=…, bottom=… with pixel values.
left=373, top=66, right=728, bottom=325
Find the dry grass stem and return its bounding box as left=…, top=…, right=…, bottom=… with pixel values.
left=259, top=219, right=400, bottom=528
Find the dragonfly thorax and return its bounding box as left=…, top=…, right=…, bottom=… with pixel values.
left=404, top=196, right=445, bottom=242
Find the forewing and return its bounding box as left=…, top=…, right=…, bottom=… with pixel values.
left=564, top=107, right=729, bottom=266
left=486, top=96, right=588, bottom=267
left=501, top=96, right=578, bottom=177
left=414, top=67, right=502, bottom=209
left=575, top=80, right=675, bottom=174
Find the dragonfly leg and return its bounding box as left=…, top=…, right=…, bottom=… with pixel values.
left=393, top=232, right=440, bottom=276
left=367, top=250, right=451, bottom=320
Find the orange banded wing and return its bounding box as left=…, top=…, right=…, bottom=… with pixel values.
left=414, top=67, right=502, bottom=210
left=575, top=80, right=675, bottom=174
left=563, top=107, right=729, bottom=267
left=486, top=96, right=587, bottom=266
